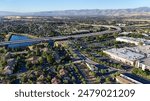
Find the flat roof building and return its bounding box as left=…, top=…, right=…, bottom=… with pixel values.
left=116, top=76, right=135, bottom=84
left=103, top=47, right=145, bottom=66
left=121, top=73, right=150, bottom=84
left=103, top=46, right=150, bottom=71
left=116, top=73, right=150, bottom=84
left=116, top=37, right=150, bottom=46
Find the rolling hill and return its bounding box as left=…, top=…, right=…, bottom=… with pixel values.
left=0, top=7, right=150, bottom=17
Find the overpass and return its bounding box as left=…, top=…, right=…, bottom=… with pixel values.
left=0, top=25, right=121, bottom=47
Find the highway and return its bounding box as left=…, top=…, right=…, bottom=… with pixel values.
left=0, top=25, right=121, bottom=47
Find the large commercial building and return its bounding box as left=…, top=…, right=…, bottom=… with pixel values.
left=103, top=46, right=150, bottom=70
left=103, top=47, right=145, bottom=66
left=116, top=37, right=150, bottom=46
left=116, top=73, right=150, bottom=84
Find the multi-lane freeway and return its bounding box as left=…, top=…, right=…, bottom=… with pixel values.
left=0, top=25, right=121, bottom=47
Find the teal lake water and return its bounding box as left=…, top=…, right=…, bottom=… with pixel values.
left=8, top=35, right=33, bottom=48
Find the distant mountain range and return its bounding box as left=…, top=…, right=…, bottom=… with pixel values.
left=0, top=7, right=150, bottom=17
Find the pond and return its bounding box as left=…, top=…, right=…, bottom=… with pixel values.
left=8, top=34, right=54, bottom=48
left=8, top=35, right=34, bottom=48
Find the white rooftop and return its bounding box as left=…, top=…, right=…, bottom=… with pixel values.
left=116, top=37, right=150, bottom=45
left=119, top=32, right=131, bottom=35
left=105, top=48, right=145, bottom=61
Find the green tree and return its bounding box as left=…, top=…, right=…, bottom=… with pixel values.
left=47, top=55, right=54, bottom=64
left=38, top=57, right=44, bottom=65
left=105, top=77, right=111, bottom=84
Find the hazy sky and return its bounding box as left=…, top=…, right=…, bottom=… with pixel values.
left=0, top=0, right=150, bottom=12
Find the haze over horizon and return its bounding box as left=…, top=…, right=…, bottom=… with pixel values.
left=0, top=0, right=150, bottom=12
